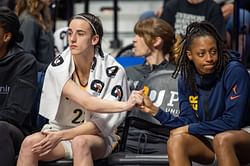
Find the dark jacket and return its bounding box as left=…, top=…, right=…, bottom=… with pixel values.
left=0, top=44, right=37, bottom=135
left=19, top=10, right=54, bottom=71
left=155, top=59, right=250, bottom=136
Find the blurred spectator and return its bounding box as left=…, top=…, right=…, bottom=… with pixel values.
left=214, top=0, right=234, bottom=20
left=56, top=0, right=74, bottom=20
left=16, top=0, right=54, bottom=71
left=0, top=0, right=15, bottom=10
left=160, top=0, right=226, bottom=41
left=139, top=0, right=227, bottom=39
left=215, top=0, right=250, bottom=66
left=138, top=0, right=168, bottom=21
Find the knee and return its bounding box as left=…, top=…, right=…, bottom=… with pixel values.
left=21, top=133, right=42, bottom=151
left=213, top=132, right=234, bottom=150
left=167, top=134, right=187, bottom=153
left=72, top=135, right=91, bottom=154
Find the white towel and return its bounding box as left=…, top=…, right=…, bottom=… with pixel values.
left=39, top=48, right=128, bottom=137
left=39, top=48, right=74, bottom=120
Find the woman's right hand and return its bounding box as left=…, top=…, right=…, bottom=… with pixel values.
left=126, top=90, right=144, bottom=110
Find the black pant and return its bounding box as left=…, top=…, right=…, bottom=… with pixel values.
left=0, top=121, right=24, bottom=166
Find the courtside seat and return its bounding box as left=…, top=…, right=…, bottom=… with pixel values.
left=108, top=152, right=169, bottom=166
left=38, top=158, right=108, bottom=166
left=39, top=160, right=73, bottom=166
left=108, top=111, right=170, bottom=166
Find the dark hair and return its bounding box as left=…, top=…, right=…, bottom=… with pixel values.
left=0, top=7, right=23, bottom=46
left=68, top=13, right=104, bottom=57
left=172, top=21, right=228, bottom=93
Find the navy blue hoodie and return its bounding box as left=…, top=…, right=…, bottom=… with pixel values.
left=155, top=59, right=250, bottom=136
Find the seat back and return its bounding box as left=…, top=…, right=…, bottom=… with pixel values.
left=30, top=71, right=48, bottom=132
left=119, top=69, right=179, bottom=153
left=142, top=70, right=179, bottom=117
left=108, top=69, right=178, bottom=165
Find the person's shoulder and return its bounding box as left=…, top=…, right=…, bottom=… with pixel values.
left=6, top=45, right=37, bottom=71
left=19, top=11, right=35, bottom=21
left=224, top=60, right=249, bottom=78
left=226, top=60, right=246, bottom=70
left=12, top=44, right=35, bottom=60
left=19, top=12, right=39, bottom=27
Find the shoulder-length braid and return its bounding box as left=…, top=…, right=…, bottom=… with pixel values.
left=172, top=21, right=229, bottom=93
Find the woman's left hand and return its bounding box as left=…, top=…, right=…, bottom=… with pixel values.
left=170, top=125, right=189, bottom=136
left=32, top=131, right=62, bottom=156
left=139, top=95, right=159, bottom=116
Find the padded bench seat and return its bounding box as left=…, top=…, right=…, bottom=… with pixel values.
left=108, top=152, right=169, bottom=166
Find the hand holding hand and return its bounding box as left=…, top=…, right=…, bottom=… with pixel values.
left=127, top=90, right=144, bottom=110
left=139, top=94, right=158, bottom=116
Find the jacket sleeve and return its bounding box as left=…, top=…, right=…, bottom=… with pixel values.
left=0, top=55, right=37, bottom=127
left=189, top=64, right=250, bottom=135
left=154, top=77, right=199, bottom=129
left=90, top=66, right=128, bottom=137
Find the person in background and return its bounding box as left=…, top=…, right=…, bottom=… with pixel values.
left=138, top=21, right=250, bottom=165
left=214, top=0, right=234, bottom=20
left=121, top=17, right=181, bottom=154
left=0, top=7, right=37, bottom=166
left=126, top=17, right=177, bottom=90
left=160, top=0, right=226, bottom=41
left=218, top=0, right=250, bottom=66
left=0, top=0, right=15, bottom=10
left=15, top=0, right=54, bottom=71
left=17, top=12, right=143, bottom=166
left=138, top=0, right=168, bottom=21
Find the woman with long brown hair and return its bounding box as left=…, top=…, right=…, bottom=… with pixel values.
left=16, top=0, right=54, bottom=71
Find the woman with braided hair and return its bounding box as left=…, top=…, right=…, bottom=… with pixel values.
left=138, top=21, right=250, bottom=165
left=0, top=7, right=37, bottom=166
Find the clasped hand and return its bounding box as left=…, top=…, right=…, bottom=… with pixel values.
left=128, top=90, right=159, bottom=116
